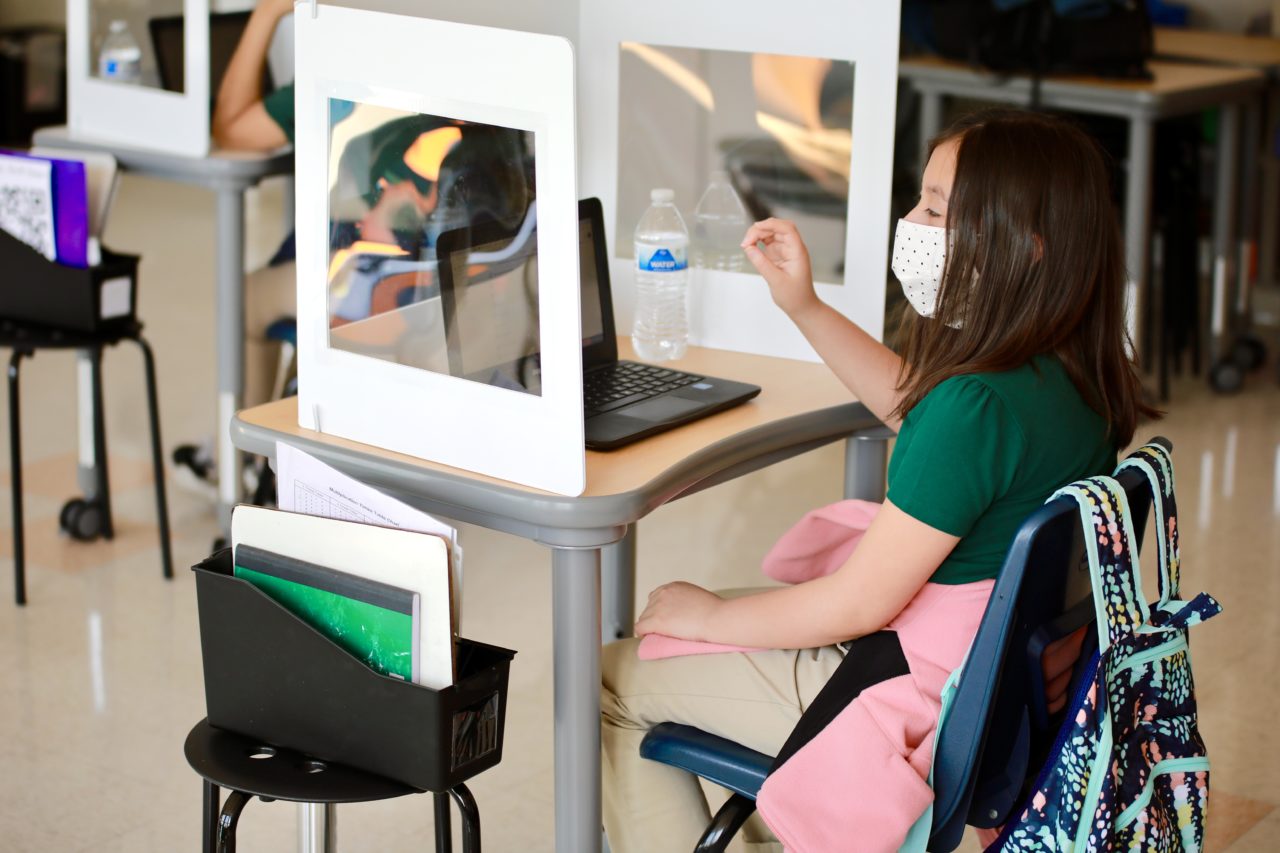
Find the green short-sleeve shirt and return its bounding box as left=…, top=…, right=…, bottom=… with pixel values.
left=886, top=355, right=1116, bottom=585
left=262, top=83, right=295, bottom=145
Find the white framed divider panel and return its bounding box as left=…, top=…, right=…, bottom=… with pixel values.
left=67, top=0, right=211, bottom=156
left=295, top=6, right=585, bottom=496
left=579, top=0, right=901, bottom=361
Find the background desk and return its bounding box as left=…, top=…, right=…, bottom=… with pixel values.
left=231, top=341, right=887, bottom=853
left=30, top=126, right=294, bottom=532
left=1153, top=28, right=1280, bottom=330
left=899, top=57, right=1264, bottom=395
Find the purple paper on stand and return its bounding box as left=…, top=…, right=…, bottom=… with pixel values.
left=0, top=149, right=90, bottom=268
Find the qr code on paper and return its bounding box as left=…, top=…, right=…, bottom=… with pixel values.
left=0, top=153, right=57, bottom=261
left=0, top=186, right=55, bottom=260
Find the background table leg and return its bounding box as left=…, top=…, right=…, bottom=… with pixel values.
left=917, top=89, right=944, bottom=168
left=1211, top=104, right=1241, bottom=366
left=215, top=188, right=247, bottom=533
left=552, top=545, right=602, bottom=853
left=844, top=429, right=890, bottom=502
left=1124, top=115, right=1155, bottom=368
left=601, top=527, right=636, bottom=643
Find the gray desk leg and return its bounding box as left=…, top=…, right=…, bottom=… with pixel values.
left=844, top=432, right=889, bottom=503
left=1124, top=115, right=1155, bottom=364
left=1210, top=104, right=1241, bottom=365
left=1239, top=99, right=1262, bottom=316
left=215, top=188, right=247, bottom=531
left=552, top=545, right=602, bottom=853
left=601, top=526, right=636, bottom=643
left=918, top=90, right=944, bottom=169
left=75, top=350, right=98, bottom=499
left=298, top=802, right=337, bottom=853
left=1260, top=87, right=1280, bottom=290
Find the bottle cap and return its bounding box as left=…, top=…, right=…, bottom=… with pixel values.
left=109, top=19, right=127, bottom=32
left=650, top=188, right=675, bottom=203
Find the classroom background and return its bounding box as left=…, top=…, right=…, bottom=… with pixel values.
left=0, top=0, right=1277, bottom=851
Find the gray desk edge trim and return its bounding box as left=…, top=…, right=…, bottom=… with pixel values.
left=31, top=127, right=294, bottom=186
left=231, top=402, right=881, bottom=545
left=899, top=66, right=1265, bottom=118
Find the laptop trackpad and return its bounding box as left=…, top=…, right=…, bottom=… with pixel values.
left=616, top=396, right=705, bottom=421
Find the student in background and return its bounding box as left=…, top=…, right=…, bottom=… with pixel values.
left=174, top=0, right=295, bottom=488
left=213, top=0, right=295, bottom=151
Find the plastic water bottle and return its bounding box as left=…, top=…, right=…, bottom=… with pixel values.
left=692, top=171, right=749, bottom=272
left=633, top=188, right=690, bottom=362
left=98, top=20, right=142, bottom=84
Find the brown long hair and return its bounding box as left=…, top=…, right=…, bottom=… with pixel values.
left=892, top=109, right=1158, bottom=446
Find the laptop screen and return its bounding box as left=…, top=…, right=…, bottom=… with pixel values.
left=437, top=198, right=616, bottom=395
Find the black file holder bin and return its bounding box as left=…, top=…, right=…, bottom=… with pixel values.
left=193, top=550, right=515, bottom=793
left=0, top=227, right=138, bottom=333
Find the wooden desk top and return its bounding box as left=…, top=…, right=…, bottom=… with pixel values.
left=234, top=340, right=874, bottom=514
left=899, top=55, right=1264, bottom=97
left=1154, top=27, right=1280, bottom=72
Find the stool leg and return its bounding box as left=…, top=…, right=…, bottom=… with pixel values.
left=216, top=789, right=251, bottom=853
left=202, top=780, right=221, bottom=853
left=450, top=784, right=481, bottom=853
left=135, top=337, right=173, bottom=580
left=8, top=349, right=25, bottom=605
left=88, top=347, right=114, bottom=540
left=434, top=791, right=453, bottom=853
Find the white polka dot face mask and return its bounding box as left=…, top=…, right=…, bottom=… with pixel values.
left=890, top=218, right=952, bottom=324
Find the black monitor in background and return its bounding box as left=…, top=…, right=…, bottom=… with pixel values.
left=149, top=11, right=274, bottom=107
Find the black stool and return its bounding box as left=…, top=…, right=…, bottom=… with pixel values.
left=2, top=318, right=172, bottom=604
left=185, top=719, right=480, bottom=853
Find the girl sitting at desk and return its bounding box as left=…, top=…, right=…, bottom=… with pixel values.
left=601, top=108, right=1157, bottom=851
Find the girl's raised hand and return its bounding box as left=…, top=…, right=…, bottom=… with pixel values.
left=741, top=218, right=819, bottom=319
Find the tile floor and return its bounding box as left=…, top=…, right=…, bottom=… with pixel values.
left=0, top=172, right=1277, bottom=851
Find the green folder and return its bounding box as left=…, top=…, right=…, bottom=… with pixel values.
left=234, top=544, right=421, bottom=682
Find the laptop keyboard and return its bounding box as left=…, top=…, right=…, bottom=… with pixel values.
left=583, top=361, right=704, bottom=415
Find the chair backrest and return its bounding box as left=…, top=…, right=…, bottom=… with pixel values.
left=926, top=437, right=1168, bottom=850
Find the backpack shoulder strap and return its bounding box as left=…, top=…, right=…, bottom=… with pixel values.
left=1115, top=442, right=1179, bottom=604
left=1051, top=476, right=1150, bottom=652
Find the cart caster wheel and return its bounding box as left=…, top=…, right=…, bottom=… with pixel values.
left=59, top=498, right=105, bottom=542
left=1230, top=336, right=1267, bottom=371
left=1209, top=359, right=1245, bottom=394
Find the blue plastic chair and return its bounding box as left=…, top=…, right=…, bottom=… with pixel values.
left=639, top=437, right=1169, bottom=852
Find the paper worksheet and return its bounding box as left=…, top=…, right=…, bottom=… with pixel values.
left=275, top=441, right=464, bottom=630
left=0, top=153, right=56, bottom=261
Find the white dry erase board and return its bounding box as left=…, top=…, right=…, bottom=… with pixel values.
left=67, top=0, right=211, bottom=156
left=579, top=0, right=901, bottom=360
left=294, top=6, right=584, bottom=496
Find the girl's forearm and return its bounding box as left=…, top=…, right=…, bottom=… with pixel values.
left=703, top=576, right=871, bottom=649
left=213, top=6, right=284, bottom=136
left=788, top=300, right=905, bottom=431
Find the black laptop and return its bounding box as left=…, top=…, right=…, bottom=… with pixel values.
left=436, top=198, right=761, bottom=450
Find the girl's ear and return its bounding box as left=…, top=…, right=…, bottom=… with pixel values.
left=1033, top=233, right=1045, bottom=262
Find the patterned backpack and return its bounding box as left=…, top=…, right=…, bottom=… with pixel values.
left=992, top=443, right=1222, bottom=851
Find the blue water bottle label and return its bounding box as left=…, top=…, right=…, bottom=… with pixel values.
left=637, top=245, right=687, bottom=272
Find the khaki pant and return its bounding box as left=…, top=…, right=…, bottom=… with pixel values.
left=601, top=637, right=847, bottom=853
left=243, top=260, right=297, bottom=408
